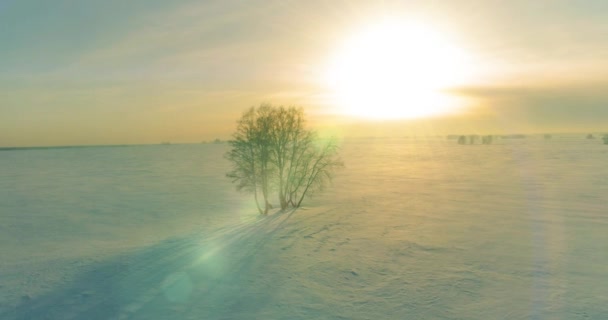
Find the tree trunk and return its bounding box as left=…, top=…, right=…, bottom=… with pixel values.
left=253, top=188, right=264, bottom=215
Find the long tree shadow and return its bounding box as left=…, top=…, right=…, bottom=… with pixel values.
left=4, top=209, right=298, bottom=320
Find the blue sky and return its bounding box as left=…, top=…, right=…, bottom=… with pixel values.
left=1, top=0, right=607, bottom=146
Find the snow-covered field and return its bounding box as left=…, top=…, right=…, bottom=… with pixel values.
left=1, top=136, right=607, bottom=319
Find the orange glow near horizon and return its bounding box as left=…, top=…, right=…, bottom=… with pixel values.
left=324, top=19, right=474, bottom=120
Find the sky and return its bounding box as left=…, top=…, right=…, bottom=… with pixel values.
left=1, top=0, right=607, bottom=147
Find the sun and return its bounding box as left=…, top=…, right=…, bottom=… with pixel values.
left=324, top=19, right=472, bottom=120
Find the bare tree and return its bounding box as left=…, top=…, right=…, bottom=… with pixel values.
left=267, top=107, right=302, bottom=210
left=226, top=104, right=343, bottom=214
left=226, top=106, right=274, bottom=215
left=285, top=136, right=343, bottom=208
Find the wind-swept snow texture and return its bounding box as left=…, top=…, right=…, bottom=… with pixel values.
left=1, top=136, right=607, bottom=319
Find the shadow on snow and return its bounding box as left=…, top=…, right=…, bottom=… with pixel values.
left=5, top=209, right=297, bottom=320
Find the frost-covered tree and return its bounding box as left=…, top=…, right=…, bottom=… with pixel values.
left=226, top=104, right=343, bottom=215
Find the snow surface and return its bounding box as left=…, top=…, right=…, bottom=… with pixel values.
left=1, top=136, right=607, bottom=319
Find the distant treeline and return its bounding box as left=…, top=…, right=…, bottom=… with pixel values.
left=447, top=133, right=608, bottom=145
left=0, top=144, right=138, bottom=152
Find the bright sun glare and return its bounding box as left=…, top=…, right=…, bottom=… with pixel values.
left=325, top=20, right=472, bottom=119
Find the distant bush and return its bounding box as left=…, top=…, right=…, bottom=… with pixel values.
left=482, top=135, right=493, bottom=145
left=603, top=134, right=608, bottom=145
left=457, top=135, right=466, bottom=145
left=226, top=104, right=343, bottom=215
left=468, top=135, right=478, bottom=144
